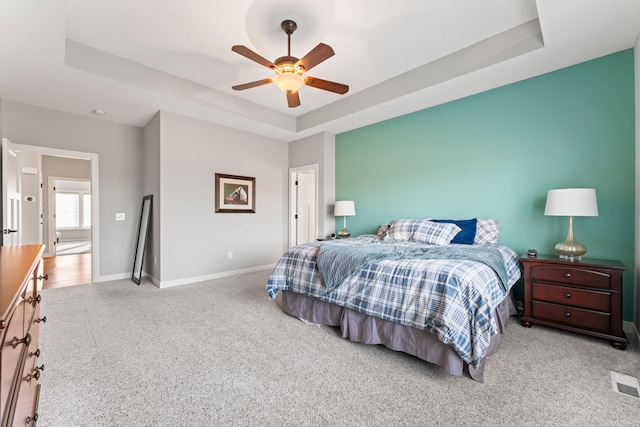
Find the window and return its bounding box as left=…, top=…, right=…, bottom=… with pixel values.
left=83, top=194, right=92, bottom=227
left=56, top=192, right=91, bottom=229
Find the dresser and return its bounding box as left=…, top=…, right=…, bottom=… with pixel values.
left=520, top=255, right=628, bottom=349
left=0, top=245, right=46, bottom=426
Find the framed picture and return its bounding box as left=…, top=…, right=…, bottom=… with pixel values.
left=215, top=173, right=256, bottom=213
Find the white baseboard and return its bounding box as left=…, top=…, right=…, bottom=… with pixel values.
left=93, top=272, right=131, bottom=283
left=144, top=264, right=275, bottom=289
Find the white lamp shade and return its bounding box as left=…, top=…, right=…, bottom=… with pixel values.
left=544, top=188, right=598, bottom=217
left=273, top=72, right=304, bottom=93
left=334, top=200, right=356, bottom=217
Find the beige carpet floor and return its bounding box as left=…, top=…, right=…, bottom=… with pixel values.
left=37, top=270, right=640, bottom=426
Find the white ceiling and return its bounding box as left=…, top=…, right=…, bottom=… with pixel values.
left=0, top=0, right=638, bottom=142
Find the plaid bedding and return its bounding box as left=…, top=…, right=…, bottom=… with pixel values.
left=266, top=235, right=521, bottom=367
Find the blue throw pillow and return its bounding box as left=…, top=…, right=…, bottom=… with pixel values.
left=432, top=218, right=477, bottom=244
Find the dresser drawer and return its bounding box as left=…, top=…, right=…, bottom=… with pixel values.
left=531, top=283, right=610, bottom=312
left=0, top=245, right=46, bottom=425
left=11, top=359, right=40, bottom=427
left=530, top=265, right=611, bottom=289
left=1, top=301, right=27, bottom=415
left=531, top=301, right=610, bottom=333
left=24, top=302, right=42, bottom=373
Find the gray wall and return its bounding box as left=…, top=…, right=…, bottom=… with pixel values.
left=2, top=99, right=144, bottom=278
left=289, top=132, right=336, bottom=239
left=146, top=111, right=289, bottom=286
left=19, top=152, right=42, bottom=245
left=143, top=112, right=161, bottom=280
left=635, top=34, right=640, bottom=335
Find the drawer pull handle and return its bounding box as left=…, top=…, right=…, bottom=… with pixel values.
left=564, top=293, right=572, bottom=298
left=36, top=316, right=47, bottom=324
left=8, top=333, right=31, bottom=349
left=25, top=370, right=40, bottom=383
left=29, top=348, right=41, bottom=358
left=25, top=366, right=42, bottom=382
left=26, top=413, right=38, bottom=424
left=563, top=273, right=571, bottom=278
left=38, top=274, right=48, bottom=281
left=26, top=295, right=42, bottom=305
left=565, top=312, right=572, bottom=318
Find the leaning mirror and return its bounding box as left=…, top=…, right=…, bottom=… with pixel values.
left=132, top=194, right=153, bottom=285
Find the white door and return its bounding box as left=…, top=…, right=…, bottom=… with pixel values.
left=289, top=165, right=318, bottom=247
left=296, top=172, right=315, bottom=244
left=47, top=177, right=57, bottom=256
left=2, top=138, right=22, bottom=245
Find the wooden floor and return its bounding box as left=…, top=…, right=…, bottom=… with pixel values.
left=43, top=254, right=92, bottom=290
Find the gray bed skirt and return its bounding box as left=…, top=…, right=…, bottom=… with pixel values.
left=281, top=291, right=516, bottom=382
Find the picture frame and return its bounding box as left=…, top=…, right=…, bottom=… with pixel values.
left=215, top=173, right=256, bottom=213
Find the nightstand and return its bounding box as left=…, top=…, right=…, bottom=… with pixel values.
left=520, top=255, right=628, bottom=349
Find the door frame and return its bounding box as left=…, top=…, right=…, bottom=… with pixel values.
left=8, top=142, right=99, bottom=281
left=289, top=163, right=318, bottom=248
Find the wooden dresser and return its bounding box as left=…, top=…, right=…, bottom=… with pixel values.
left=0, top=245, right=46, bottom=426
left=520, top=255, right=628, bottom=349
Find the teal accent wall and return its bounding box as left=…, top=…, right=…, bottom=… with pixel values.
left=336, top=50, right=635, bottom=321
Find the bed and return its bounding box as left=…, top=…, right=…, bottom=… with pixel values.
left=266, top=218, right=521, bottom=382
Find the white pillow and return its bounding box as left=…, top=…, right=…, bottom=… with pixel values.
left=474, top=219, right=500, bottom=244
left=385, top=219, right=423, bottom=241
left=411, top=220, right=461, bottom=246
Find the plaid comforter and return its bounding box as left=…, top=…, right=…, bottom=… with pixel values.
left=266, top=235, right=521, bottom=367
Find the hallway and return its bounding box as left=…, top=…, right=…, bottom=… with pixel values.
left=42, top=254, right=91, bottom=289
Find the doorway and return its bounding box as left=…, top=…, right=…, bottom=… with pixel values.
left=289, top=164, right=318, bottom=247
left=1, top=139, right=99, bottom=284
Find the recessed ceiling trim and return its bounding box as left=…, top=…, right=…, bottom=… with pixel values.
left=297, top=18, right=544, bottom=132
left=64, top=39, right=296, bottom=132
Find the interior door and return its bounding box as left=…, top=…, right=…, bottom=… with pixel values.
left=296, top=172, right=315, bottom=245
left=289, top=165, right=317, bottom=247
left=48, top=177, right=57, bottom=256
left=2, top=138, right=22, bottom=245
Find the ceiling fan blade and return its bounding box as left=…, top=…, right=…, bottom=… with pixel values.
left=304, top=76, right=349, bottom=95
left=232, top=78, right=273, bottom=91
left=295, top=43, right=334, bottom=72
left=231, top=45, right=275, bottom=69
left=287, top=91, right=300, bottom=108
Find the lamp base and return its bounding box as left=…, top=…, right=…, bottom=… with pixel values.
left=338, top=228, right=351, bottom=239
left=555, top=239, right=587, bottom=261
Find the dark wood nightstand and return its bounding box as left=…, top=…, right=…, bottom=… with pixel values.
left=520, top=255, right=628, bottom=349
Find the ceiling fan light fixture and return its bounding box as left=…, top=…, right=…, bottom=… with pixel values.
left=273, top=72, right=304, bottom=94
left=231, top=19, right=348, bottom=106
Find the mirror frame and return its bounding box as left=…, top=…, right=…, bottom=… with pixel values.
left=132, top=194, right=153, bottom=285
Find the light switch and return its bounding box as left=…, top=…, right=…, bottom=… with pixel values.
left=116, top=213, right=125, bottom=221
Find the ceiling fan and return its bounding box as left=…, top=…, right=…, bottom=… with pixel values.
left=231, top=19, right=349, bottom=108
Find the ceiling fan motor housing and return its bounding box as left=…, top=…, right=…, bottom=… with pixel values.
left=281, top=20, right=297, bottom=35
left=274, top=56, right=304, bottom=74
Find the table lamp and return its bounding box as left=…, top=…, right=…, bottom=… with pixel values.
left=544, top=188, right=598, bottom=260
left=334, top=201, right=356, bottom=238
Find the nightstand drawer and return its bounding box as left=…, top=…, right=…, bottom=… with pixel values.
left=531, top=301, right=610, bottom=333
left=530, top=266, right=611, bottom=289
left=531, top=283, right=610, bottom=312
